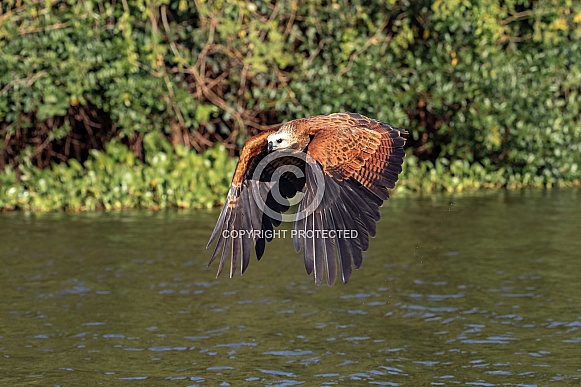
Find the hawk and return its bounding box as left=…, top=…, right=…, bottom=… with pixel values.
left=207, top=113, right=408, bottom=285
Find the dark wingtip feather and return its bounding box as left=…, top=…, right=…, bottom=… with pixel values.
left=208, top=236, right=224, bottom=267
left=216, top=236, right=231, bottom=278
left=255, top=238, right=265, bottom=260
left=207, top=201, right=229, bottom=249
left=241, top=230, right=252, bottom=275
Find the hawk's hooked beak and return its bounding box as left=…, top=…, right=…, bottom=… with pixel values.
left=267, top=140, right=273, bottom=153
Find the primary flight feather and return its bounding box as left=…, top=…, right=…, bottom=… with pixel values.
left=207, top=112, right=408, bottom=285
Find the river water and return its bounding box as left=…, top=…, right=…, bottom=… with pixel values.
left=1, top=189, right=580, bottom=385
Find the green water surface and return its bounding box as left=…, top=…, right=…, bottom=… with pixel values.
left=1, top=189, right=580, bottom=386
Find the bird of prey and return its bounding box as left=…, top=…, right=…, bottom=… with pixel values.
left=207, top=112, right=408, bottom=285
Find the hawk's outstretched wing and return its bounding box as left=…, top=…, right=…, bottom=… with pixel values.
left=207, top=128, right=307, bottom=278
left=293, top=113, right=407, bottom=285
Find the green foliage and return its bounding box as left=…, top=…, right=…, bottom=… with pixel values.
left=282, top=0, right=581, bottom=188
left=0, top=0, right=199, bottom=166
left=0, top=137, right=235, bottom=212
left=400, top=155, right=580, bottom=194
left=1, top=0, right=581, bottom=211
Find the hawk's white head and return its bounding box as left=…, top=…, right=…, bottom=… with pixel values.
left=267, top=124, right=296, bottom=152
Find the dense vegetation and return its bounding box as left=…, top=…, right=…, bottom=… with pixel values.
left=1, top=0, right=580, bottom=211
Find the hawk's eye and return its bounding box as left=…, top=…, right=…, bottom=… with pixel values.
left=276, top=138, right=283, bottom=144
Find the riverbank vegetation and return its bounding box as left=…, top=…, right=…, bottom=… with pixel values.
left=1, top=0, right=580, bottom=211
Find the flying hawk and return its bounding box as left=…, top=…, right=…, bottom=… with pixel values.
left=207, top=112, right=408, bottom=285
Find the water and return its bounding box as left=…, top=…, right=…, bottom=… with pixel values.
left=1, top=189, right=580, bottom=385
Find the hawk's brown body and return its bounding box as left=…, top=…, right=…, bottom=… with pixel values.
left=208, top=112, right=408, bottom=285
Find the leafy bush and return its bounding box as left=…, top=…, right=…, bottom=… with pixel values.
left=0, top=135, right=235, bottom=211
left=283, top=0, right=581, bottom=185
left=1, top=0, right=580, bottom=211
